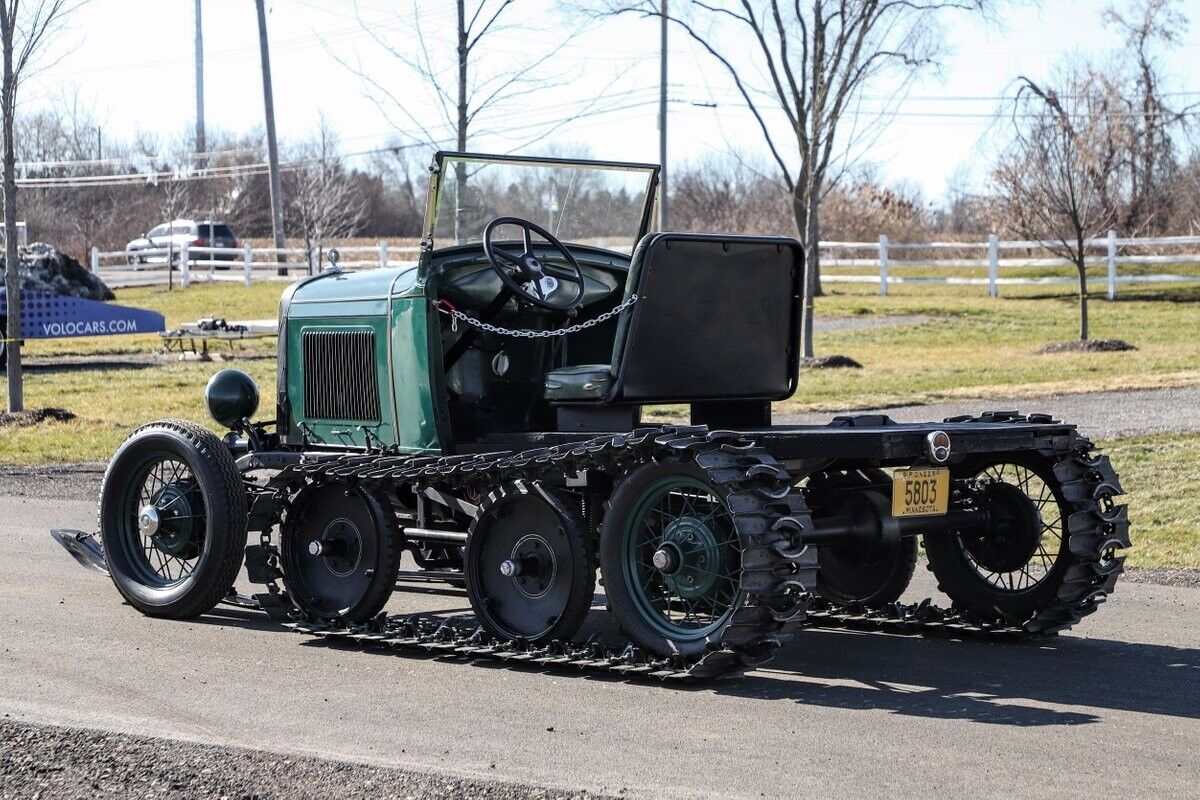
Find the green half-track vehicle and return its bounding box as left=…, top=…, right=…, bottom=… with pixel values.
left=53, top=152, right=1130, bottom=679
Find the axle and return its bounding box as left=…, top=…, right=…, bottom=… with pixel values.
left=806, top=491, right=987, bottom=549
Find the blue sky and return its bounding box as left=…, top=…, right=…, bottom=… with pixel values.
left=23, top=0, right=1200, bottom=202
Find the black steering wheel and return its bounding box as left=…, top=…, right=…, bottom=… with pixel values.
left=483, top=216, right=587, bottom=312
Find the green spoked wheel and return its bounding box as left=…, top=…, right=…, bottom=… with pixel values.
left=601, top=461, right=744, bottom=657
left=99, top=420, right=247, bottom=619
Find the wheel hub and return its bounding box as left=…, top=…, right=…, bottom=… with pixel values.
left=145, top=484, right=202, bottom=559
left=652, top=542, right=682, bottom=574
left=656, top=516, right=722, bottom=600
left=504, top=534, right=557, bottom=599
left=137, top=505, right=161, bottom=537
left=963, top=481, right=1043, bottom=573
left=309, top=518, right=362, bottom=577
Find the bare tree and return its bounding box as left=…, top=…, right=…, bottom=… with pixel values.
left=671, top=155, right=792, bottom=234
left=993, top=68, right=1123, bottom=342
left=336, top=2, right=599, bottom=242
left=594, top=0, right=1001, bottom=358
left=337, top=2, right=587, bottom=152
left=361, top=143, right=427, bottom=238
left=156, top=177, right=191, bottom=291
left=286, top=122, right=367, bottom=267
left=2, top=0, right=86, bottom=413
left=1101, top=0, right=1195, bottom=233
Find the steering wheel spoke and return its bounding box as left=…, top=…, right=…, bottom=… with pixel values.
left=543, top=263, right=584, bottom=285
left=491, top=246, right=526, bottom=267
left=483, top=216, right=587, bottom=312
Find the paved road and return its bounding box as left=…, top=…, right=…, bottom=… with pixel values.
left=779, top=385, right=1200, bottom=439
left=3, top=495, right=1198, bottom=799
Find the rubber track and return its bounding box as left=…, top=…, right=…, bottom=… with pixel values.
left=274, top=413, right=1128, bottom=680
left=277, top=426, right=816, bottom=680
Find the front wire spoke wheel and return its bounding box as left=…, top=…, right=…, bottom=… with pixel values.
left=98, top=420, right=247, bottom=619
left=121, top=456, right=207, bottom=589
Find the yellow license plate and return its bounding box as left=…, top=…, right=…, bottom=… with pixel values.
left=892, top=468, right=950, bottom=518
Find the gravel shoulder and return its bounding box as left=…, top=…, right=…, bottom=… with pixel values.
left=0, top=463, right=104, bottom=502
left=0, top=717, right=609, bottom=800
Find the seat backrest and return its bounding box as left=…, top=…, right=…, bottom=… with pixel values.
left=607, top=232, right=803, bottom=404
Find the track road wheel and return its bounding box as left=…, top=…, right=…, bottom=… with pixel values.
left=924, top=455, right=1072, bottom=624
left=465, top=481, right=595, bottom=644
left=99, top=419, right=247, bottom=619
left=810, top=469, right=918, bottom=607
left=601, top=460, right=745, bottom=659
left=281, top=483, right=401, bottom=623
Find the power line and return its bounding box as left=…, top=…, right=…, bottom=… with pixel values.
left=15, top=142, right=426, bottom=188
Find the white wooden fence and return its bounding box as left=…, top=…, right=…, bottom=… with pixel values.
left=820, top=231, right=1200, bottom=297
left=88, top=241, right=422, bottom=288
left=86, top=232, right=1200, bottom=296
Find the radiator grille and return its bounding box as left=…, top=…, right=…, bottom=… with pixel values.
left=302, top=329, right=382, bottom=421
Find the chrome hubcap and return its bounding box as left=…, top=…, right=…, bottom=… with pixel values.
left=137, top=505, right=161, bottom=537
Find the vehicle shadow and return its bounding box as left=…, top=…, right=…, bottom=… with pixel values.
left=712, top=626, right=1200, bottom=727
left=183, top=605, right=282, bottom=632
left=188, top=593, right=1200, bottom=728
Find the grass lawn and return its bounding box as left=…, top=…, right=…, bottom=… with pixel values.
left=1104, top=434, right=1200, bottom=569
left=1, top=279, right=1197, bottom=568
left=783, top=280, right=1200, bottom=413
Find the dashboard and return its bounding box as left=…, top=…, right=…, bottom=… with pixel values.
left=429, top=243, right=630, bottom=314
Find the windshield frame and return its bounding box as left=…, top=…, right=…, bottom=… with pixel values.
left=421, top=151, right=660, bottom=256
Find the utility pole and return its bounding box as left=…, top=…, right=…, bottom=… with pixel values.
left=194, top=0, right=205, bottom=158
left=657, top=0, right=668, bottom=231
left=255, top=0, right=288, bottom=275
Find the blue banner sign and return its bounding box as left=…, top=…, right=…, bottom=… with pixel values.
left=0, top=290, right=165, bottom=340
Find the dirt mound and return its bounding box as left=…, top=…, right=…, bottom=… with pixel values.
left=1, top=242, right=114, bottom=301
left=1037, top=339, right=1138, bottom=354
left=0, top=407, right=76, bottom=427
left=801, top=354, right=864, bottom=369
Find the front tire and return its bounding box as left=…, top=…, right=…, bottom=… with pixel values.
left=98, top=420, right=247, bottom=619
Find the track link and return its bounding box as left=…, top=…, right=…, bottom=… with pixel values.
left=266, top=413, right=1129, bottom=681
left=271, top=426, right=816, bottom=680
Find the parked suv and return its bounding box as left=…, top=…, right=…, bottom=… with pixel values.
left=125, top=220, right=240, bottom=265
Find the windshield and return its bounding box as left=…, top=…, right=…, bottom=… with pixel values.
left=428, top=155, right=657, bottom=254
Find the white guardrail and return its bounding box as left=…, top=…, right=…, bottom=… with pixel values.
left=820, top=230, right=1200, bottom=297
left=88, top=241, right=422, bottom=288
